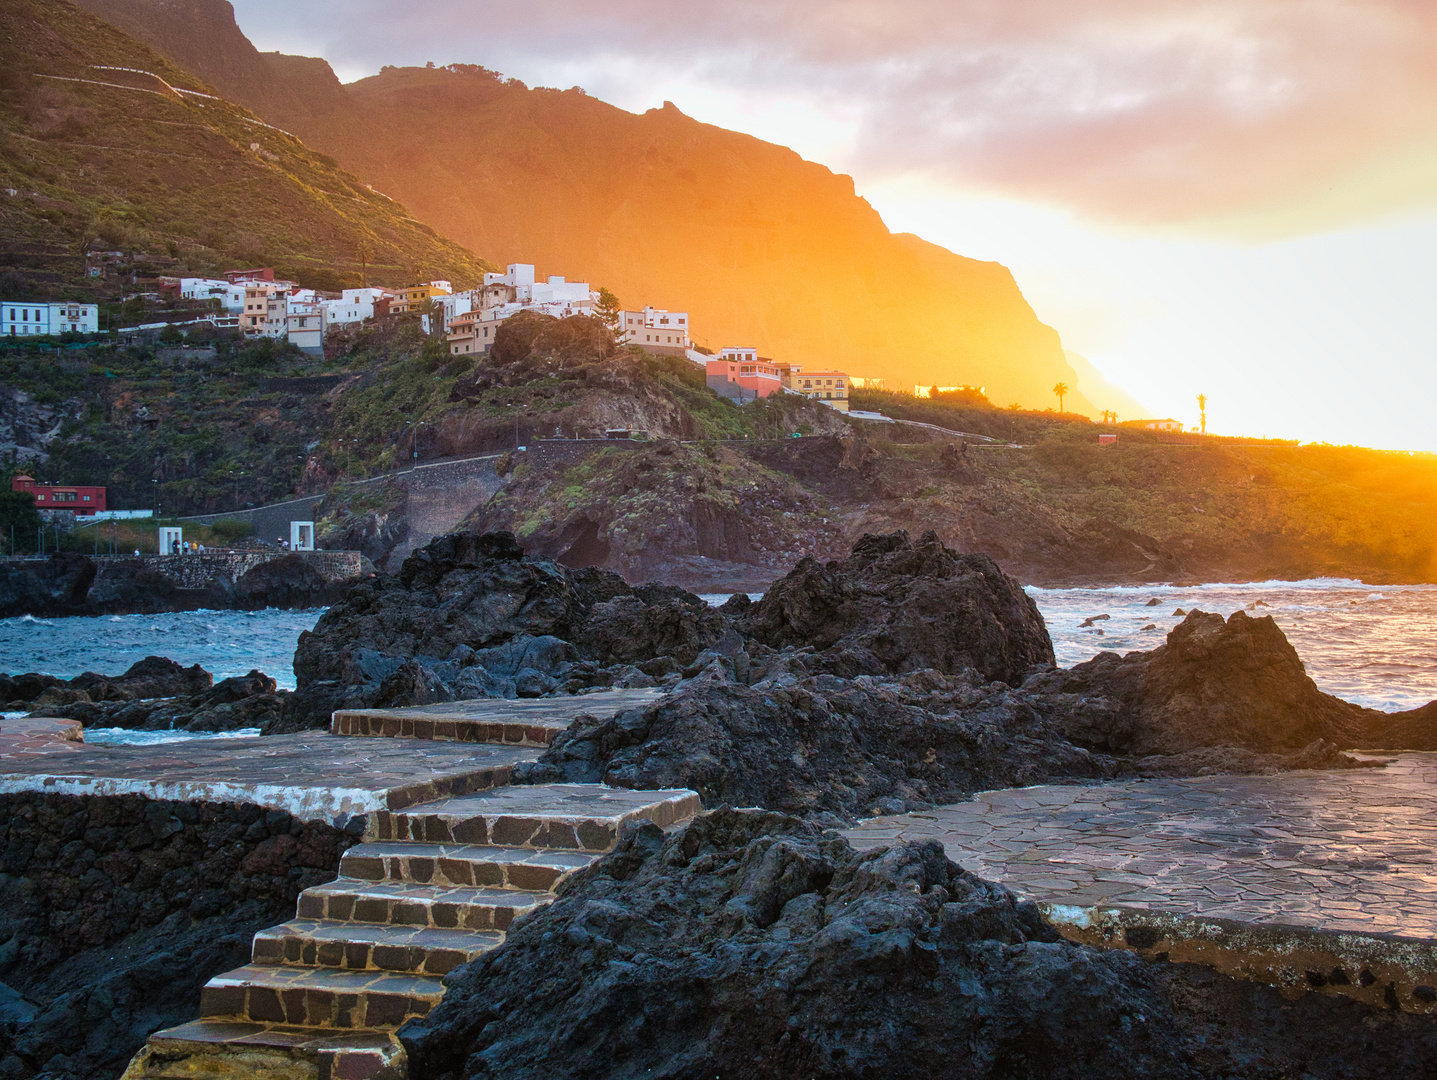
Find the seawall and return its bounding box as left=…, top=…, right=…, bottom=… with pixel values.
left=0, top=790, right=357, bottom=1080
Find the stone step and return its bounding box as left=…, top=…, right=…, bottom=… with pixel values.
left=200, top=964, right=444, bottom=1031
left=119, top=1020, right=402, bottom=1080
left=331, top=707, right=566, bottom=747
left=341, top=840, right=599, bottom=891
left=252, top=919, right=504, bottom=976
left=370, top=783, right=703, bottom=850
left=296, top=878, right=553, bottom=932
left=330, top=689, right=663, bottom=747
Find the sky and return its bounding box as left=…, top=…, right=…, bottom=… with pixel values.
left=231, top=0, right=1437, bottom=449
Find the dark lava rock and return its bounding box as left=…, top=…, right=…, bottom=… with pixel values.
left=0, top=553, right=95, bottom=618
left=576, top=591, right=724, bottom=667
left=403, top=809, right=1437, bottom=1080
left=226, top=554, right=342, bottom=610
left=520, top=665, right=1116, bottom=822
left=36, top=665, right=288, bottom=734
left=287, top=531, right=714, bottom=722
left=0, top=792, right=355, bottom=1080
left=1048, top=610, right=1367, bottom=755
left=0, top=901, right=276, bottom=1080
left=78, top=655, right=213, bottom=701
left=83, top=559, right=186, bottom=615
left=294, top=531, right=603, bottom=691
left=741, top=530, right=1052, bottom=683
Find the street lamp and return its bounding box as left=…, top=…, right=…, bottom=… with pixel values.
left=506, top=403, right=520, bottom=451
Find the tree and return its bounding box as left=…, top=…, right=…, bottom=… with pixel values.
left=594, top=287, right=621, bottom=332
left=1197, top=393, right=1208, bottom=435
left=157, top=323, right=183, bottom=346
left=0, top=489, right=42, bottom=554
left=1053, top=381, right=1069, bottom=413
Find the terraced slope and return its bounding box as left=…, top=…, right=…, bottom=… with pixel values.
left=0, top=0, right=489, bottom=297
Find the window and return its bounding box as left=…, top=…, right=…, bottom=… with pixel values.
left=83, top=495, right=91, bottom=501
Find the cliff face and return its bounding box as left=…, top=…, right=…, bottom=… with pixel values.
left=2, top=0, right=490, bottom=293
left=69, top=1, right=1099, bottom=414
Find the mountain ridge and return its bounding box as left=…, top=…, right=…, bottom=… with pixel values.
left=70, top=0, right=1117, bottom=416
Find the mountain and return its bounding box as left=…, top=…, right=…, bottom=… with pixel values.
left=0, top=0, right=489, bottom=297
left=71, top=0, right=1104, bottom=414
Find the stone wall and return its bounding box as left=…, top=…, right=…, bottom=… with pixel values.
left=0, top=791, right=358, bottom=1080
left=80, top=550, right=363, bottom=590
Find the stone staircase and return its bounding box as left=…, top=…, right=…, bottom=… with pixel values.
left=122, top=703, right=699, bottom=1080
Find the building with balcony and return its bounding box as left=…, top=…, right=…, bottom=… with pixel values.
left=706, top=350, right=782, bottom=402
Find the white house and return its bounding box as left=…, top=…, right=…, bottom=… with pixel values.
left=617, top=307, right=690, bottom=355
left=178, top=278, right=245, bottom=312
left=321, top=287, right=387, bottom=329
left=285, top=301, right=325, bottom=354
left=1, top=302, right=100, bottom=335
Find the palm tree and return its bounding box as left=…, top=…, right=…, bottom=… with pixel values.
left=1053, top=382, right=1069, bottom=413
left=1197, top=394, right=1208, bottom=435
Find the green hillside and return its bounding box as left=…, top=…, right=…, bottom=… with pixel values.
left=0, top=0, right=490, bottom=299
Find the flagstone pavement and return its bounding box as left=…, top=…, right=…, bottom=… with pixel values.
left=844, top=752, right=1437, bottom=940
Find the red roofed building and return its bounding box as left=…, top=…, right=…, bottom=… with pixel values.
left=11, top=475, right=107, bottom=515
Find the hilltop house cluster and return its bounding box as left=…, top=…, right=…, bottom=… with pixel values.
left=21, top=260, right=850, bottom=412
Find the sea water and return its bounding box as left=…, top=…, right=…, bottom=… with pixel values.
left=0, top=609, right=325, bottom=690
left=0, top=581, right=1433, bottom=715
left=1028, top=579, right=1437, bottom=712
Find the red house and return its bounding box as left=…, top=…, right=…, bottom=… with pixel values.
left=12, top=475, right=107, bottom=515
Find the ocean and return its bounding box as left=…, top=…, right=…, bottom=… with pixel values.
left=1, top=579, right=1433, bottom=714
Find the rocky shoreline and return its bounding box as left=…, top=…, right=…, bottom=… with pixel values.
left=7, top=529, right=1437, bottom=1079
left=0, top=552, right=358, bottom=619
left=16, top=530, right=1433, bottom=797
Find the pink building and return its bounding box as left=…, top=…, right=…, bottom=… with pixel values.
left=706, top=352, right=782, bottom=402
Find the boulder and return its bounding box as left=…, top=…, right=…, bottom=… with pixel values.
left=577, top=593, right=724, bottom=667
left=294, top=531, right=598, bottom=690
left=290, top=530, right=722, bottom=719
left=742, top=530, right=1053, bottom=683
left=1051, top=610, right=1366, bottom=755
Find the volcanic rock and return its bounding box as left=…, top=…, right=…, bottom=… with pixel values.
left=0, top=553, right=96, bottom=618
left=403, top=808, right=1437, bottom=1080
left=1048, top=610, right=1366, bottom=755
left=520, top=665, right=1116, bottom=822
left=741, top=530, right=1053, bottom=683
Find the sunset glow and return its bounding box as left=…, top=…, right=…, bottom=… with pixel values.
left=234, top=0, right=1437, bottom=448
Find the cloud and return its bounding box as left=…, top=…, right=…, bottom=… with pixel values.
left=231, top=0, right=1437, bottom=234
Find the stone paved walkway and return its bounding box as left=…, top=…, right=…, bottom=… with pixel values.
left=846, top=753, right=1437, bottom=1011
left=846, top=753, right=1437, bottom=938
left=0, top=731, right=539, bottom=823
left=1, top=690, right=658, bottom=826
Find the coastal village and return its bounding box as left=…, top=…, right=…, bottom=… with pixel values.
left=5, top=262, right=852, bottom=412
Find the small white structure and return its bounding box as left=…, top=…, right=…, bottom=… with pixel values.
left=617, top=307, right=690, bottom=355
left=158, top=526, right=183, bottom=555
left=1, top=302, right=100, bottom=336
left=290, top=521, right=315, bottom=551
